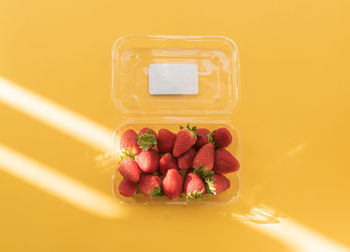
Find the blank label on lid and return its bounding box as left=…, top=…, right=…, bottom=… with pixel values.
left=149, top=64, right=198, bottom=95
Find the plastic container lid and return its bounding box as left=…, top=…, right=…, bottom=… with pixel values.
left=112, top=35, right=239, bottom=116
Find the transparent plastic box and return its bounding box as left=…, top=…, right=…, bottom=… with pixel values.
left=111, top=34, right=241, bottom=205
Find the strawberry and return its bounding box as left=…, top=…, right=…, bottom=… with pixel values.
left=177, top=148, right=196, bottom=170
left=195, top=128, right=211, bottom=149
left=212, top=128, right=232, bottom=149
left=214, top=149, right=240, bottom=174
left=173, top=124, right=197, bottom=157
left=119, top=179, right=137, bottom=197
left=120, top=129, right=140, bottom=156
left=159, top=153, right=178, bottom=175
left=139, top=175, right=162, bottom=198
left=137, top=128, right=157, bottom=150
left=192, top=143, right=214, bottom=177
left=162, top=169, right=183, bottom=199
left=137, top=149, right=160, bottom=173
left=118, top=158, right=140, bottom=183
left=205, top=173, right=230, bottom=195
left=184, top=171, right=205, bottom=199
left=157, top=129, right=176, bottom=153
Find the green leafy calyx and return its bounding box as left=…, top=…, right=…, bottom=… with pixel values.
left=187, top=123, right=197, bottom=132
left=208, top=131, right=217, bottom=148
left=193, top=165, right=214, bottom=179
left=186, top=189, right=205, bottom=200
left=179, top=169, right=187, bottom=178
left=151, top=186, right=164, bottom=198
left=120, top=149, right=135, bottom=162
left=180, top=123, right=197, bottom=132
left=205, top=177, right=216, bottom=195
left=137, top=129, right=157, bottom=150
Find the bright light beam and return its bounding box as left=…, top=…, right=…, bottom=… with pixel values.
left=238, top=208, right=349, bottom=252
left=0, top=76, right=112, bottom=152
left=0, top=144, right=122, bottom=219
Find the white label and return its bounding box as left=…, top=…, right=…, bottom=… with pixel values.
left=149, top=64, right=198, bottom=95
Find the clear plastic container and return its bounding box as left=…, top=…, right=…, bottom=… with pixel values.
left=111, top=34, right=240, bottom=205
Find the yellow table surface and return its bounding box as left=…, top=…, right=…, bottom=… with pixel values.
left=1, top=1, right=350, bottom=251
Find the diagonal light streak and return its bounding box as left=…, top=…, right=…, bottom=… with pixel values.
left=0, top=144, right=122, bottom=219
left=0, top=76, right=112, bottom=152
left=234, top=206, right=349, bottom=252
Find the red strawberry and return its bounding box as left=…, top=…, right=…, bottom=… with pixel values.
left=205, top=173, right=230, bottom=195
left=192, top=143, right=214, bottom=177
left=137, top=128, right=157, bottom=150
left=157, top=129, right=176, bottom=153
left=162, top=169, right=183, bottom=199
left=120, top=129, right=140, bottom=156
left=212, top=128, right=232, bottom=148
left=195, top=128, right=211, bottom=149
left=137, top=149, right=160, bottom=173
left=159, top=153, right=178, bottom=175
left=214, top=149, right=240, bottom=174
left=139, top=175, right=162, bottom=198
left=177, top=148, right=196, bottom=170
left=118, top=158, right=140, bottom=183
left=173, top=124, right=197, bottom=157
left=119, top=179, right=137, bottom=197
left=184, top=171, right=206, bottom=199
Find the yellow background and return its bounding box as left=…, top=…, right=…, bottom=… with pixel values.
left=0, top=0, right=350, bottom=251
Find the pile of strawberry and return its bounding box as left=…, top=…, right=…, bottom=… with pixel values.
left=117, top=124, right=239, bottom=200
